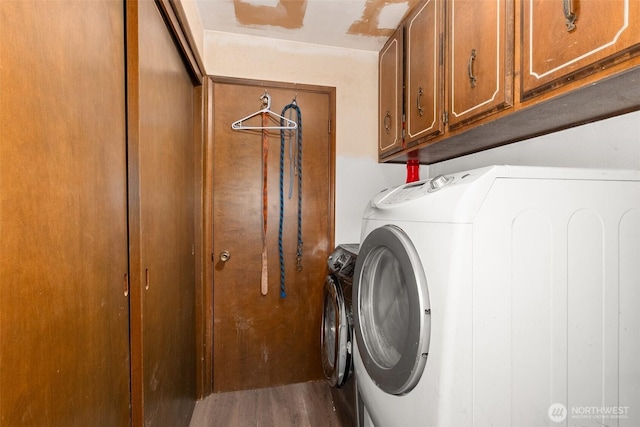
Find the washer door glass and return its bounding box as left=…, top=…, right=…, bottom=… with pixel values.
left=322, top=275, right=352, bottom=388
left=354, top=225, right=431, bottom=395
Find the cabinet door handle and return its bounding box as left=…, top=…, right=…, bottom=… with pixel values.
left=384, top=111, right=392, bottom=133
left=563, top=0, right=577, bottom=31
left=417, top=86, right=425, bottom=117
left=468, top=49, right=477, bottom=88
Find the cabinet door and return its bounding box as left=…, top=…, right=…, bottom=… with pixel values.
left=448, top=0, right=513, bottom=128
left=0, top=1, right=131, bottom=425
left=405, top=0, right=445, bottom=145
left=379, top=28, right=404, bottom=158
left=522, top=0, right=640, bottom=99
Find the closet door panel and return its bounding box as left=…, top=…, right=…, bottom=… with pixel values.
left=0, top=1, right=130, bottom=425
left=133, top=1, right=197, bottom=425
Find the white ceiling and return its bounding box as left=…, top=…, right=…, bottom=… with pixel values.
left=195, top=0, right=418, bottom=51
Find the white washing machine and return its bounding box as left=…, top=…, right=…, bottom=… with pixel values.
left=353, top=165, right=640, bottom=427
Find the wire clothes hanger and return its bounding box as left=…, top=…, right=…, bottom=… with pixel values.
left=231, top=92, right=298, bottom=130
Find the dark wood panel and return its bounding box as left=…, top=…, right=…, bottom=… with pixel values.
left=211, top=80, right=335, bottom=392
left=128, top=0, right=198, bottom=425
left=0, top=1, right=130, bottom=425
left=189, top=382, right=346, bottom=427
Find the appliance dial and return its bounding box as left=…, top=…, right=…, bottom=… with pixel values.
left=428, top=174, right=453, bottom=192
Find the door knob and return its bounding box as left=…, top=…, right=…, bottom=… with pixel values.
left=219, top=251, right=231, bottom=262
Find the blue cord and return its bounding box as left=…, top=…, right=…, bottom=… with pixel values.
left=279, top=100, right=302, bottom=298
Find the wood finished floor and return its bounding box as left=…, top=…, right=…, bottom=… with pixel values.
left=189, top=381, right=350, bottom=427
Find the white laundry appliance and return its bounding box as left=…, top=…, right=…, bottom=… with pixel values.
left=353, top=165, right=640, bottom=427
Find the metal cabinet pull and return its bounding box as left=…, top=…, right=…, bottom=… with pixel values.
left=220, top=251, right=231, bottom=262
left=563, top=0, right=577, bottom=31
left=468, top=49, right=477, bottom=88
left=384, top=111, right=392, bottom=133
left=417, top=86, right=425, bottom=117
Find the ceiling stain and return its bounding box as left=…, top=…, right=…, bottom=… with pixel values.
left=233, top=0, right=307, bottom=29
left=348, top=0, right=420, bottom=37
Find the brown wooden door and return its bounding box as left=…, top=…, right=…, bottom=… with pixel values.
left=521, top=0, right=640, bottom=99
left=405, top=0, right=445, bottom=146
left=128, top=1, right=197, bottom=425
left=379, top=28, right=404, bottom=158
left=211, top=80, right=334, bottom=392
left=0, top=1, right=131, bottom=425
left=448, top=0, right=513, bottom=128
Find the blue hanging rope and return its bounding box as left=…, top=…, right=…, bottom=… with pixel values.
left=279, top=98, right=302, bottom=298
left=295, top=104, right=303, bottom=273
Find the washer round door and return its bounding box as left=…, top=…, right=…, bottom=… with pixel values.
left=353, top=225, right=431, bottom=395
left=321, top=274, right=352, bottom=388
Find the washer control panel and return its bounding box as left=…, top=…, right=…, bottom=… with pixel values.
left=373, top=174, right=454, bottom=208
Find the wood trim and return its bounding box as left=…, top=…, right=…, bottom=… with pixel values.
left=155, top=0, right=204, bottom=84
left=328, top=85, right=337, bottom=260
left=199, top=77, right=216, bottom=398
left=172, top=0, right=207, bottom=78
left=125, top=2, right=144, bottom=426
left=193, top=83, right=209, bottom=399
left=208, top=75, right=337, bottom=98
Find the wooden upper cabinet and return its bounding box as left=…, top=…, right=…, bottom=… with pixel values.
left=405, top=0, right=445, bottom=146
left=379, top=27, right=404, bottom=157
left=521, top=0, right=640, bottom=99
left=448, top=0, right=513, bottom=128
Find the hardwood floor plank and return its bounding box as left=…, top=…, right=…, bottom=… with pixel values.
left=189, top=381, right=350, bottom=427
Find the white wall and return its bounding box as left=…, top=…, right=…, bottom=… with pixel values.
left=202, top=31, right=405, bottom=245
left=428, top=111, right=640, bottom=177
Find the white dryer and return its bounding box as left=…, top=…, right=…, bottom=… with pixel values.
left=353, top=165, right=640, bottom=427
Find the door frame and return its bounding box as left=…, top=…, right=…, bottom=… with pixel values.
left=200, top=76, right=336, bottom=396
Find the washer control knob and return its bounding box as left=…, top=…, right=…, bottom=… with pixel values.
left=428, top=174, right=453, bottom=192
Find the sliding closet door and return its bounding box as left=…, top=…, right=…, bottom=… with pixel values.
left=127, top=1, right=198, bottom=425
left=0, top=1, right=130, bottom=425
